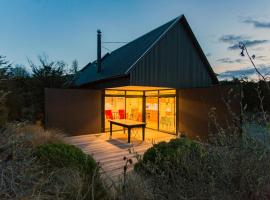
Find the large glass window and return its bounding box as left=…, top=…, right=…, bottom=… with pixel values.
left=104, top=96, right=125, bottom=131
left=105, top=90, right=125, bottom=95
left=126, top=91, right=143, bottom=96
left=126, top=98, right=143, bottom=122
left=146, top=97, right=158, bottom=129
left=159, top=97, right=176, bottom=133
left=104, top=89, right=176, bottom=134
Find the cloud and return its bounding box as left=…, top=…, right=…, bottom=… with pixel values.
left=228, top=40, right=268, bottom=50
left=243, top=18, right=270, bottom=29
left=205, top=53, right=211, bottom=57
left=217, top=57, right=245, bottom=64
left=255, top=55, right=267, bottom=61
left=219, top=34, right=247, bottom=44
left=219, top=34, right=268, bottom=50
left=218, top=66, right=270, bottom=80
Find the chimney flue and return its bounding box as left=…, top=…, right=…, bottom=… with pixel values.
left=97, top=29, right=101, bottom=73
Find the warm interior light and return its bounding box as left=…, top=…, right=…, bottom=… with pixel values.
left=104, top=87, right=176, bottom=133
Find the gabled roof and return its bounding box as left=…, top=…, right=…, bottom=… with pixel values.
left=72, top=16, right=180, bottom=86
left=72, top=15, right=218, bottom=87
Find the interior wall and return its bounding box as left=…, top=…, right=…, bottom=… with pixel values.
left=178, top=85, right=241, bottom=140
left=45, top=88, right=102, bottom=135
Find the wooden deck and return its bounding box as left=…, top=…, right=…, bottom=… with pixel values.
left=66, top=129, right=175, bottom=182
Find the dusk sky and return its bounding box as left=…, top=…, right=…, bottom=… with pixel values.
left=1, top=0, right=270, bottom=79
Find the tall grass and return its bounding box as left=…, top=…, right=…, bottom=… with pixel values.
left=0, top=124, right=107, bottom=200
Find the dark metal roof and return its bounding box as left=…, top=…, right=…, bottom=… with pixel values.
left=72, top=16, right=180, bottom=86
left=72, top=15, right=218, bottom=87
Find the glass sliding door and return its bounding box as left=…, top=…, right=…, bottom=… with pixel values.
left=104, top=96, right=125, bottom=131
left=159, top=97, right=176, bottom=133
left=146, top=97, right=158, bottom=129
left=126, top=97, right=143, bottom=122
left=104, top=89, right=177, bottom=134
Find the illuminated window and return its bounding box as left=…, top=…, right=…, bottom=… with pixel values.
left=145, top=91, right=158, bottom=96
left=126, top=98, right=143, bottom=121
left=105, top=90, right=125, bottom=95
left=126, top=91, right=143, bottom=96
left=104, top=96, right=125, bottom=131
left=146, top=97, right=158, bottom=129
left=159, top=97, right=176, bottom=133
left=159, top=90, right=176, bottom=95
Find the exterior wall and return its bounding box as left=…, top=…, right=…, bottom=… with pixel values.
left=45, top=88, right=102, bottom=135
left=178, top=85, right=241, bottom=140
left=80, top=75, right=130, bottom=89
left=130, top=19, right=214, bottom=88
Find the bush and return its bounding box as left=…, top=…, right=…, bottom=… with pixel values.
left=35, top=143, right=107, bottom=199
left=135, top=137, right=205, bottom=175
left=133, top=134, right=270, bottom=200
left=36, top=143, right=97, bottom=175
left=0, top=124, right=108, bottom=200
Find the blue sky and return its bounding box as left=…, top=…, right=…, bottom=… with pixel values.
left=1, top=0, right=270, bottom=79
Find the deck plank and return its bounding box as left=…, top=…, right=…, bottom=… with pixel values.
left=67, top=129, right=175, bottom=182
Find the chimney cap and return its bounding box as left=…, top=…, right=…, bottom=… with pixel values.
left=97, top=29, right=101, bottom=34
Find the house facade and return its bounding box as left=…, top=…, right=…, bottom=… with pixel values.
left=45, top=15, right=240, bottom=139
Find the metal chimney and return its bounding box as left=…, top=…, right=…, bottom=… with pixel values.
left=97, top=29, right=102, bottom=73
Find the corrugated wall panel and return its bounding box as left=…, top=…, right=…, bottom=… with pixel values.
left=130, top=20, right=213, bottom=88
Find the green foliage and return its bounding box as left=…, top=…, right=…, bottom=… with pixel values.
left=1, top=124, right=108, bottom=199
left=0, top=55, right=12, bottom=78
left=221, top=79, right=270, bottom=113
left=0, top=54, right=69, bottom=123
left=36, top=143, right=97, bottom=175
left=133, top=134, right=270, bottom=200
left=135, top=137, right=205, bottom=175
left=35, top=143, right=108, bottom=199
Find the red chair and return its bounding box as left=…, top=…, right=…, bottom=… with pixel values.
left=105, top=110, right=113, bottom=120
left=118, top=109, right=125, bottom=119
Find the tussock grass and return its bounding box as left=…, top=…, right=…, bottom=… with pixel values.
left=0, top=123, right=107, bottom=200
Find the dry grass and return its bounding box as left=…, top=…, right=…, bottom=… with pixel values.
left=19, top=124, right=65, bottom=147
left=0, top=123, right=107, bottom=200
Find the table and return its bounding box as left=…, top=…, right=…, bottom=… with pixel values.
left=109, top=119, right=146, bottom=143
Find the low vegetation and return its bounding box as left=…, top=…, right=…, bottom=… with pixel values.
left=0, top=124, right=107, bottom=200
left=126, top=129, right=270, bottom=200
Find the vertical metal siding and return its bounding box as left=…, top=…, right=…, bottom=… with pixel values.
left=129, top=20, right=213, bottom=88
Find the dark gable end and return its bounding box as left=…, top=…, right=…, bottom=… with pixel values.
left=128, top=16, right=218, bottom=88
left=72, top=15, right=218, bottom=88
left=72, top=17, right=179, bottom=87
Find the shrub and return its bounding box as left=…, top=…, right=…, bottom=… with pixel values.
left=135, top=137, right=205, bottom=175
left=133, top=134, right=270, bottom=200
left=0, top=124, right=108, bottom=200
left=36, top=143, right=97, bottom=175
left=35, top=143, right=107, bottom=199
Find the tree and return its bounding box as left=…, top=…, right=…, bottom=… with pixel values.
left=28, top=55, right=68, bottom=122
left=69, top=59, right=79, bottom=75
left=0, top=55, right=12, bottom=79
left=10, top=65, right=29, bottom=78
left=0, top=90, right=8, bottom=126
